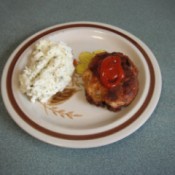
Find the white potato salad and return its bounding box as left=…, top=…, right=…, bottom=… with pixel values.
left=19, top=40, right=74, bottom=103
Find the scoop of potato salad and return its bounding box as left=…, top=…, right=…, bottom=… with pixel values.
left=19, top=40, right=74, bottom=103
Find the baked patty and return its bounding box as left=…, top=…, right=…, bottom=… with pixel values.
left=82, top=52, right=139, bottom=111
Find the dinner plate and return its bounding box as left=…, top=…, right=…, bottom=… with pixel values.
left=1, top=21, right=161, bottom=148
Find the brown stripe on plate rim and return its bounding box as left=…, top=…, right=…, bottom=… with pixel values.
left=6, top=23, right=155, bottom=140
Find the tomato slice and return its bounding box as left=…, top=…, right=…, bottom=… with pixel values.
left=98, top=56, right=125, bottom=88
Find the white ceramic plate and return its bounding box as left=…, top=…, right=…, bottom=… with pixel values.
left=1, top=22, right=161, bottom=148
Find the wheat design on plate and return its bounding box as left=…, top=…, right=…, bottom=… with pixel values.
left=41, top=72, right=83, bottom=119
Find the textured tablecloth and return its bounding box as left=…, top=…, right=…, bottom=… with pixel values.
left=0, top=0, right=175, bottom=175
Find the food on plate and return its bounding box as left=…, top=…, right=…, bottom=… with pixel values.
left=75, top=50, right=105, bottom=75
left=82, top=52, right=139, bottom=111
left=19, top=40, right=74, bottom=103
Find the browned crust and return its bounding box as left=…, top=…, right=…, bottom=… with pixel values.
left=83, top=52, right=139, bottom=111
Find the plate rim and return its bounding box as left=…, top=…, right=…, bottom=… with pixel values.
left=1, top=21, right=162, bottom=148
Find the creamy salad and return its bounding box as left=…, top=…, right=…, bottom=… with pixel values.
left=19, top=40, right=74, bottom=103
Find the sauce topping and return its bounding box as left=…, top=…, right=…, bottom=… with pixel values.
left=98, top=55, right=125, bottom=88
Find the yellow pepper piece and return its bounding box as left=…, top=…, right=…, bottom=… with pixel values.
left=76, top=50, right=106, bottom=75
left=79, top=52, right=94, bottom=64
left=76, top=64, right=88, bottom=74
